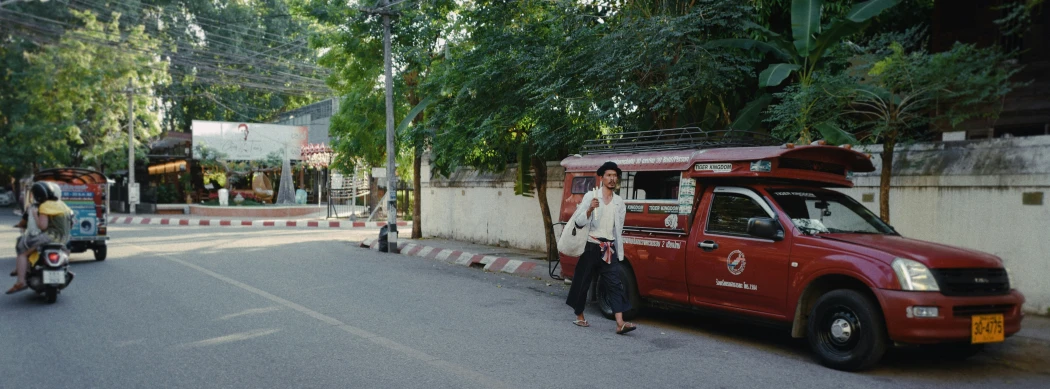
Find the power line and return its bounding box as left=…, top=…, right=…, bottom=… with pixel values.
left=74, top=0, right=312, bottom=51
left=0, top=8, right=332, bottom=96
left=200, top=92, right=267, bottom=121
left=70, top=0, right=330, bottom=74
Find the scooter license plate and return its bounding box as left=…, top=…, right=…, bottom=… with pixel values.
left=43, top=270, right=66, bottom=285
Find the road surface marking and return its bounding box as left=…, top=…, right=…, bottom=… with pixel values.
left=131, top=243, right=511, bottom=389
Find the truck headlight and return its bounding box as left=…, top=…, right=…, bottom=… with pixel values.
left=892, top=258, right=940, bottom=291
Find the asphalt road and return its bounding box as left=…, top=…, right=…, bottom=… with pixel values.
left=1, top=211, right=1047, bottom=388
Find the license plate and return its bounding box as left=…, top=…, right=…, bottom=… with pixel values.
left=971, top=314, right=1005, bottom=344
left=42, top=270, right=66, bottom=285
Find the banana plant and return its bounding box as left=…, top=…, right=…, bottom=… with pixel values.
left=752, top=0, right=899, bottom=88
left=722, top=0, right=900, bottom=132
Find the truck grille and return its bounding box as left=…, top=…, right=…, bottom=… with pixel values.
left=931, top=268, right=1010, bottom=297
left=953, top=304, right=1014, bottom=317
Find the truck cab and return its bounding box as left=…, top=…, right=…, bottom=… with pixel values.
left=558, top=129, right=1025, bottom=371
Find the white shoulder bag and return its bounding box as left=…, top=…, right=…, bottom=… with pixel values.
left=557, top=188, right=596, bottom=257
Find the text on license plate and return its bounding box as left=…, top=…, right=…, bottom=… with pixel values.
left=43, top=270, right=66, bottom=285
left=971, top=314, right=1005, bottom=344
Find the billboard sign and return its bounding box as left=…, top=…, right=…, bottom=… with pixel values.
left=191, top=120, right=308, bottom=161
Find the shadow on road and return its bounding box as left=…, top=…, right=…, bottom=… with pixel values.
left=632, top=307, right=1050, bottom=378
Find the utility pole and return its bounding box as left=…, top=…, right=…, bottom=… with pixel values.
left=381, top=0, right=399, bottom=253
left=126, top=79, right=137, bottom=215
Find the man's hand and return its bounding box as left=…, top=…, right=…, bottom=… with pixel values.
left=586, top=191, right=600, bottom=217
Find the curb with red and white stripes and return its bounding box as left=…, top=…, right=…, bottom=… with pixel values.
left=108, top=216, right=409, bottom=229
left=360, top=238, right=543, bottom=278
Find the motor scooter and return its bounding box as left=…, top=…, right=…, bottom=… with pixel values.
left=25, top=243, right=74, bottom=303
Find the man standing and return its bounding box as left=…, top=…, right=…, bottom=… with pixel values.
left=565, top=161, right=637, bottom=334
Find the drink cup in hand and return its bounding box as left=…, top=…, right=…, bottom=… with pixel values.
left=590, top=186, right=600, bottom=212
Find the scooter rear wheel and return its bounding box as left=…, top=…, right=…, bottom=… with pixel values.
left=44, top=289, right=57, bottom=304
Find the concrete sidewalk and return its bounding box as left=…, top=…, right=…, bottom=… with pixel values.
left=108, top=212, right=409, bottom=230
left=357, top=236, right=1050, bottom=347
left=360, top=237, right=561, bottom=281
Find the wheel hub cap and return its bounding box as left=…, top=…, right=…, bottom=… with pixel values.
left=830, top=318, right=852, bottom=342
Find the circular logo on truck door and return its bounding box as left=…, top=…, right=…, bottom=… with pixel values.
left=727, top=250, right=746, bottom=276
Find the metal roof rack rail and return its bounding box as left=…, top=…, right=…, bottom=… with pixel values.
left=580, top=127, right=780, bottom=155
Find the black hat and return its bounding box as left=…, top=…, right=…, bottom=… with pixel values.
left=597, top=161, right=621, bottom=177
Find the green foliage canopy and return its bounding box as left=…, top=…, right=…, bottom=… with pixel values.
left=2, top=10, right=170, bottom=172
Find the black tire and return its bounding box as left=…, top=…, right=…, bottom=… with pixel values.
left=807, top=289, right=888, bottom=371
left=44, top=289, right=57, bottom=304
left=597, top=263, right=643, bottom=321
left=93, top=243, right=107, bottom=261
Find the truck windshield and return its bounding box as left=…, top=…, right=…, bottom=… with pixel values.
left=768, top=190, right=895, bottom=235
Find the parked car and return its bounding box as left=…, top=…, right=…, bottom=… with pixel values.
left=0, top=188, right=14, bottom=206
left=557, top=128, right=1024, bottom=372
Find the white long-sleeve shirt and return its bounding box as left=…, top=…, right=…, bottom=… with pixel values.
left=570, top=188, right=626, bottom=262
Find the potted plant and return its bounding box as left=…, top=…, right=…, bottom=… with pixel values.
left=180, top=174, right=193, bottom=204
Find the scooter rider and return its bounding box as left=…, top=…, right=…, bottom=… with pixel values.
left=7, top=182, right=72, bottom=295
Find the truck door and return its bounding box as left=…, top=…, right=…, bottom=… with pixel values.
left=686, top=186, right=790, bottom=316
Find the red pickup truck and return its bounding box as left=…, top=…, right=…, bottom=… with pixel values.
left=558, top=130, right=1025, bottom=371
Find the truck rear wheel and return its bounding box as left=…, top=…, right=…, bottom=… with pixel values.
left=598, top=264, right=642, bottom=321
left=93, top=243, right=107, bottom=261
left=807, top=289, right=887, bottom=371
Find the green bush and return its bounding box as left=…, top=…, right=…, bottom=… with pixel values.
left=157, top=184, right=178, bottom=203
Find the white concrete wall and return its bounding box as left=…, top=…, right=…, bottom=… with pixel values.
left=420, top=160, right=564, bottom=252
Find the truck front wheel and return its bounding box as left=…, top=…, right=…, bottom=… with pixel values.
left=807, top=289, right=887, bottom=371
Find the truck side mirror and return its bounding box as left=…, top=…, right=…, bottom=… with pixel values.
left=747, top=217, right=783, bottom=241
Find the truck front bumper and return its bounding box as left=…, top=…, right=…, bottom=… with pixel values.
left=876, top=289, right=1025, bottom=344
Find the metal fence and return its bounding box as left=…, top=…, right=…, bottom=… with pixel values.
left=328, top=172, right=370, bottom=219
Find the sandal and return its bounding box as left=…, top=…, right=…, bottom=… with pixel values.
left=616, top=322, right=637, bottom=335
left=6, top=282, right=28, bottom=295
left=572, top=319, right=590, bottom=327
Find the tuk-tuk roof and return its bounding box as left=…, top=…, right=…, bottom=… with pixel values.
left=32, top=168, right=110, bottom=185
left=561, top=145, right=875, bottom=174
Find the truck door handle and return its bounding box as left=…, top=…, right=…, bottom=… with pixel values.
left=698, top=240, right=718, bottom=251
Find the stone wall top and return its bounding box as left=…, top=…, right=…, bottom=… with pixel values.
left=425, top=161, right=565, bottom=188
left=854, top=135, right=1050, bottom=178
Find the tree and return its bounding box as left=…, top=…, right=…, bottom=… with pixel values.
left=0, top=2, right=76, bottom=175
left=581, top=0, right=758, bottom=131
left=153, top=0, right=324, bottom=132
left=423, top=0, right=761, bottom=260
left=1, top=0, right=324, bottom=176
left=3, top=9, right=170, bottom=172
left=844, top=42, right=1023, bottom=223
left=422, top=0, right=606, bottom=260
left=715, top=0, right=900, bottom=142
left=301, top=0, right=455, bottom=238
